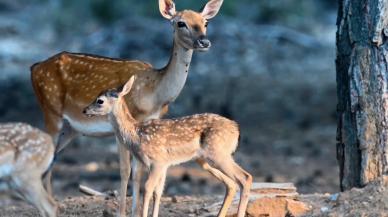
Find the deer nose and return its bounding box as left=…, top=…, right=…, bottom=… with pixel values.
left=197, top=36, right=211, bottom=48
left=82, top=109, right=87, bottom=114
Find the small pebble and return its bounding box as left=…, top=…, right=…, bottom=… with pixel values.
left=321, top=206, right=330, bottom=213
left=329, top=193, right=339, bottom=201
left=172, top=196, right=179, bottom=203
left=85, top=162, right=99, bottom=172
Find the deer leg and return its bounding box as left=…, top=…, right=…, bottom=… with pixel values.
left=41, top=111, right=62, bottom=196
left=43, top=112, right=62, bottom=195
left=142, top=164, right=163, bottom=217
left=118, top=141, right=131, bottom=217
left=212, top=156, right=252, bottom=217
left=16, top=173, right=58, bottom=217
left=151, top=167, right=167, bottom=217
left=42, top=119, right=80, bottom=196
left=43, top=118, right=79, bottom=195
left=131, top=157, right=144, bottom=217
left=196, top=158, right=237, bottom=217
left=55, top=119, right=79, bottom=154
left=42, top=171, right=54, bottom=198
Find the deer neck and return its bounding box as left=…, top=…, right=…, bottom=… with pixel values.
left=155, top=39, right=193, bottom=104
left=109, top=98, right=140, bottom=147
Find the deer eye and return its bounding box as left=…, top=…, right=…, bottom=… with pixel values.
left=205, top=22, right=209, bottom=27
left=177, top=21, right=187, bottom=28
left=97, top=99, right=104, bottom=105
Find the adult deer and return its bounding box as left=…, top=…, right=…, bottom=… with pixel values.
left=31, top=0, right=224, bottom=216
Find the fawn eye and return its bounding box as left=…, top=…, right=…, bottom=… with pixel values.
left=205, top=22, right=209, bottom=27
left=177, top=21, right=187, bottom=28
left=97, top=99, right=104, bottom=105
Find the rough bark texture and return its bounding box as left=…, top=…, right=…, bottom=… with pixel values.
left=336, top=0, right=388, bottom=191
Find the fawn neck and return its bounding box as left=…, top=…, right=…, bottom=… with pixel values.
left=110, top=98, right=139, bottom=146
left=155, top=39, right=193, bottom=104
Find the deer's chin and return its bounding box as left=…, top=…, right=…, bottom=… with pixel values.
left=193, top=43, right=211, bottom=52
left=83, top=111, right=99, bottom=117
left=84, top=113, right=95, bottom=118
left=195, top=47, right=210, bottom=52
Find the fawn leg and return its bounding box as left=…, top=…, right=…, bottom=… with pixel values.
left=118, top=141, right=131, bottom=217
left=151, top=167, right=167, bottom=217
left=142, top=165, right=163, bottom=217
left=196, top=159, right=237, bottom=217
left=131, top=157, right=144, bottom=217
left=17, top=173, right=57, bottom=217
left=213, top=156, right=252, bottom=217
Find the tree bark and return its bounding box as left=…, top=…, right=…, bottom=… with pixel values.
left=336, top=0, right=388, bottom=191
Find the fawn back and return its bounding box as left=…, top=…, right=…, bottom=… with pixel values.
left=134, top=113, right=240, bottom=167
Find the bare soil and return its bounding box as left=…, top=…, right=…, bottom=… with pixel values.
left=2, top=176, right=388, bottom=217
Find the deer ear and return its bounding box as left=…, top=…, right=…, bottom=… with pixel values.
left=119, top=76, right=136, bottom=97
left=159, top=0, right=176, bottom=20
left=201, top=0, right=223, bottom=20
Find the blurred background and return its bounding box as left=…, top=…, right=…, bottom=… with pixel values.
left=0, top=0, right=338, bottom=198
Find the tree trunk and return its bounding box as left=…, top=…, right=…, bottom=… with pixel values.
left=336, top=0, right=388, bottom=191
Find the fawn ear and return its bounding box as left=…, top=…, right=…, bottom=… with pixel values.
left=119, top=76, right=135, bottom=97
left=201, top=0, right=223, bottom=20
left=159, top=0, right=176, bottom=20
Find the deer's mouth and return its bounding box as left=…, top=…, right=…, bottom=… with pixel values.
left=83, top=108, right=96, bottom=117
left=193, top=40, right=211, bottom=51
left=194, top=46, right=210, bottom=52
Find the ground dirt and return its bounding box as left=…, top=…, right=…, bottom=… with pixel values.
left=2, top=176, right=388, bottom=217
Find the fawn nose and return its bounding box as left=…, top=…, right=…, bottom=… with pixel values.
left=197, top=36, right=211, bottom=48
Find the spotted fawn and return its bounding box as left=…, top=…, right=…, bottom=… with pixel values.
left=84, top=77, right=252, bottom=217
left=0, top=123, right=57, bottom=217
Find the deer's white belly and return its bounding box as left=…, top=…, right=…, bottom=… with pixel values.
left=64, top=115, right=114, bottom=136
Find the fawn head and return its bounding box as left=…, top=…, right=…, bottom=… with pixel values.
left=160, top=0, right=224, bottom=51
left=83, top=77, right=135, bottom=117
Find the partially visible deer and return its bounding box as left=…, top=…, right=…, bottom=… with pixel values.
left=84, top=77, right=252, bottom=217
left=31, top=0, right=224, bottom=216
left=0, top=123, right=57, bottom=217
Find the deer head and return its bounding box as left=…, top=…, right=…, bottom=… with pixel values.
left=159, top=0, right=224, bottom=51
left=83, top=76, right=136, bottom=117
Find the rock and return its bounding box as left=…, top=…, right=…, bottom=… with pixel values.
left=250, top=182, right=299, bottom=198
left=246, top=198, right=310, bottom=217
left=380, top=175, right=388, bottom=187
left=172, top=196, right=179, bottom=203
left=329, top=193, right=339, bottom=202
left=286, top=199, right=311, bottom=216
left=102, top=209, right=115, bottom=217
left=320, top=206, right=329, bottom=213
left=84, top=162, right=99, bottom=172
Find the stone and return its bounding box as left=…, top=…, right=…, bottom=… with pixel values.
left=246, top=198, right=310, bottom=217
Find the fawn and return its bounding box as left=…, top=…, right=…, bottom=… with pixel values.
left=0, top=123, right=57, bottom=217
left=84, top=77, right=252, bottom=217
